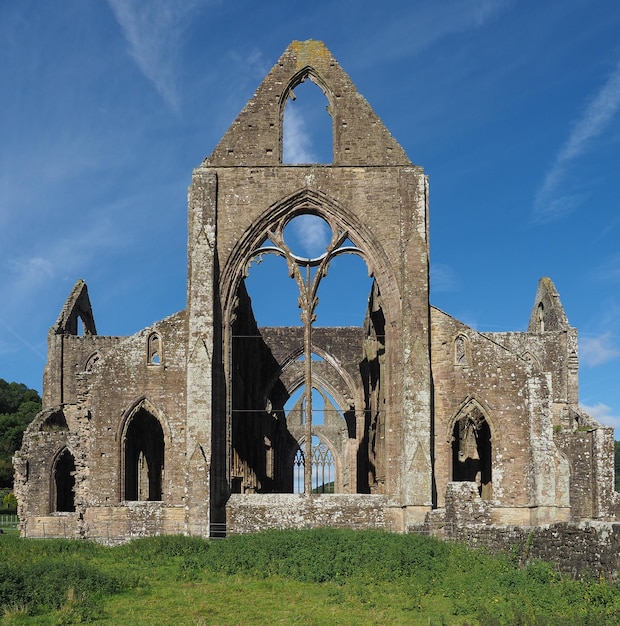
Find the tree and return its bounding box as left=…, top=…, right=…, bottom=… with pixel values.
left=0, top=379, right=41, bottom=488
left=2, top=492, right=17, bottom=511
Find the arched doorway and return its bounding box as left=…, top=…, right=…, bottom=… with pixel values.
left=53, top=448, right=76, bottom=512
left=123, top=408, right=165, bottom=501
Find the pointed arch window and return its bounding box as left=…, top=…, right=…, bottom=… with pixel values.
left=282, top=72, right=333, bottom=164
left=147, top=332, right=162, bottom=365
left=235, top=208, right=367, bottom=495
left=536, top=303, right=545, bottom=332
left=451, top=405, right=492, bottom=499
left=454, top=334, right=469, bottom=365
left=53, top=448, right=76, bottom=512
left=123, top=408, right=164, bottom=501
left=293, top=436, right=335, bottom=494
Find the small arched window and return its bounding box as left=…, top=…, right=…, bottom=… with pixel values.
left=454, top=334, right=468, bottom=365
left=536, top=303, right=545, bottom=332
left=147, top=332, right=162, bottom=365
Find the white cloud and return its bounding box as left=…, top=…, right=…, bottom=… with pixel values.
left=283, top=107, right=316, bottom=165
left=533, top=57, right=620, bottom=223
left=6, top=257, right=54, bottom=283
left=580, top=402, right=620, bottom=433
left=0, top=212, right=128, bottom=320
left=431, top=263, right=459, bottom=293
left=107, top=0, right=210, bottom=110
left=580, top=332, right=620, bottom=367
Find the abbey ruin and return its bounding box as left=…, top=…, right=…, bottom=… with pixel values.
left=14, top=42, right=619, bottom=559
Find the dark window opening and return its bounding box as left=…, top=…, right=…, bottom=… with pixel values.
left=124, top=408, right=164, bottom=501
left=452, top=408, right=492, bottom=499
left=54, top=449, right=76, bottom=512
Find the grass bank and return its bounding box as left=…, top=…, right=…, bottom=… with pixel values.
left=0, top=529, right=618, bottom=624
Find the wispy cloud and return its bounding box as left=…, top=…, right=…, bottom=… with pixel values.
left=580, top=332, right=620, bottom=367
left=431, top=263, right=460, bottom=293
left=580, top=401, right=620, bottom=433
left=595, top=253, right=620, bottom=284
left=283, top=107, right=316, bottom=165
left=533, top=57, right=620, bottom=223
left=0, top=212, right=129, bottom=318
left=0, top=318, right=46, bottom=361
left=107, top=0, right=210, bottom=110
left=352, top=0, right=512, bottom=67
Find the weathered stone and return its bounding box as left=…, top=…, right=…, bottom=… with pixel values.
left=14, top=42, right=618, bottom=569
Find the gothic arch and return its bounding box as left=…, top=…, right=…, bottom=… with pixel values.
left=265, top=344, right=358, bottom=410
left=454, top=333, right=470, bottom=366
left=220, top=187, right=400, bottom=326
left=521, top=351, right=541, bottom=370
left=447, top=398, right=495, bottom=500
left=278, top=67, right=334, bottom=164
left=289, top=432, right=341, bottom=494
left=447, top=398, right=498, bottom=446
left=118, top=397, right=170, bottom=502
left=50, top=446, right=76, bottom=513
left=221, top=188, right=400, bottom=497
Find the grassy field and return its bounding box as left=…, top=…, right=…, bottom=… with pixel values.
left=0, top=529, right=618, bottom=625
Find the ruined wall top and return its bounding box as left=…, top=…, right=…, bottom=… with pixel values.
left=527, top=277, right=571, bottom=333
left=204, top=40, right=411, bottom=167
left=52, top=279, right=97, bottom=336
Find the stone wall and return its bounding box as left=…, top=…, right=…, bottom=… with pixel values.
left=227, top=493, right=389, bottom=533
left=424, top=482, right=620, bottom=579
left=448, top=521, right=620, bottom=580
left=22, top=504, right=185, bottom=543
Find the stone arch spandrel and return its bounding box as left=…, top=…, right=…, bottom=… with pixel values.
left=116, top=396, right=172, bottom=444
left=263, top=344, right=359, bottom=411
left=221, top=188, right=400, bottom=329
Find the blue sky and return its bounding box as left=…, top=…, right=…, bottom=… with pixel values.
left=1, top=1, right=620, bottom=433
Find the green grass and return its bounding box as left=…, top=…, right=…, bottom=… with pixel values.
left=0, top=529, right=618, bottom=624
